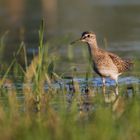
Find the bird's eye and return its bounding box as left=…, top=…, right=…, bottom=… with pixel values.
left=87, top=35, right=90, bottom=37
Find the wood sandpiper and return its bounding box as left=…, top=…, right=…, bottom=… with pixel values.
left=71, top=31, right=133, bottom=94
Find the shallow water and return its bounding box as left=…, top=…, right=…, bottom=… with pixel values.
left=3, top=76, right=139, bottom=92
left=0, top=75, right=139, bottom=113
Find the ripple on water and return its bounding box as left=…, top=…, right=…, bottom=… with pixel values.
left=2, top=76, right=139, bottom=92
left=42, top=76, right=140, bottom=91
left=62, top=76, right=140, bottom=87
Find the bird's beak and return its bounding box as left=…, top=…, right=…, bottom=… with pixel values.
left=70, top=38, right=81, bottom=44
left=70, top=38, right=84, bottom=44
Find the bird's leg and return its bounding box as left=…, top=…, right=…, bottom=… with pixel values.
left=102, top=77, right=106, bottom=86
left=102, top=77, right=106, bottom=94
left=115, top=79, right=119, bottom=96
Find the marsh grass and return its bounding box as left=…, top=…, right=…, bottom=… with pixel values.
left=0, top=20, right=139, bottom=140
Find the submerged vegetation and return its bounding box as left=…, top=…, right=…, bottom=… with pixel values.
left=0, top=20, right=140, bottom=140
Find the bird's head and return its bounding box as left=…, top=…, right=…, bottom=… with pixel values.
left=71, top=31, right=96, bottom=44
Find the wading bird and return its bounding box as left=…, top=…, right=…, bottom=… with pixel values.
left=71, top=31, right=132, bottom=95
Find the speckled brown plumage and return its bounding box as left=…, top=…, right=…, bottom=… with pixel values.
left=108, top=52, right=132, bottom=72
left=71, top=31, right=133, bottom=88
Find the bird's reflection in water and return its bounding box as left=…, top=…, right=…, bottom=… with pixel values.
left=65, top=78, right=135, bottom=119
left=102, top=84, right=118, bottom=99
left=112, top=96, right=126, bottom=118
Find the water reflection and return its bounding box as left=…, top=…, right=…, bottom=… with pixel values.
left=0, top=75, right=138, bottom=118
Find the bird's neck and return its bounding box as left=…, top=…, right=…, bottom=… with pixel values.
left=87, top=39, right=98, bottom=58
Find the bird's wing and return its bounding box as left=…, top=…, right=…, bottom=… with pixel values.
left=108, top=52, right=132, bottom=73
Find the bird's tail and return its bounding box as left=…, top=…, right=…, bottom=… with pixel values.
left=123, top=59, right=133, bottom=71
